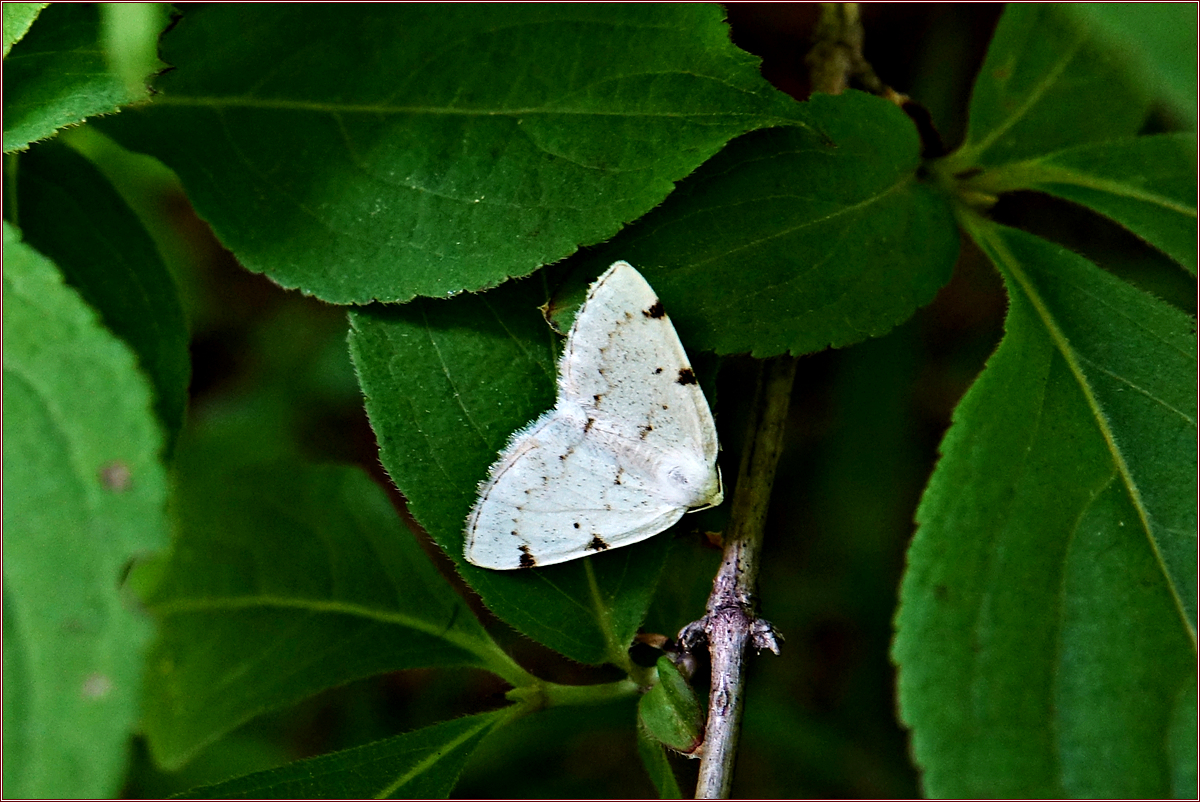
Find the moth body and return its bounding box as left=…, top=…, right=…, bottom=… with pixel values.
left=464, top=261, right=722, bottom=570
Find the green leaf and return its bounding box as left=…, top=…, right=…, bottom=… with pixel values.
left=127, top=730, right=293, bottom=800
left=98, top=4, right=809, bottom=304
left=953, top=4, right=1150, bottom=169
left=349, top=277, right=671, bottom=666
left=973, top=134, right=1198, bottom=274
left=893, top=220, right=1197, bottom=797
left=1067, top=3, right=1198, bottom=122
left=641, top=528, right=722, bottom=641
left=638, top=657, right=703, bottom=755
left=186, top=711, right=508, bottom=799
left=556, top=90, right=958, bottom=357
left=636, top=728, right=685, bottom=799
left=1169, top=679, right=1199, bottom=799
left=139, top=451, right=522, bottom=769
left=2, top=221, right=169, bottom=797
left=2, top=2, right=145, bottom=152
left=2, top=2, right=47, bottom=57
left=13, top=138, right=191, bottom=443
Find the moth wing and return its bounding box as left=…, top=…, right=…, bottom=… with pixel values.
left=465, top=409, right=686, bottom=570
left=559, top=261, right=718, bottom=464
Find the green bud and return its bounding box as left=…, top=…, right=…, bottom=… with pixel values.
left=637, top=656, right=704, bottom=755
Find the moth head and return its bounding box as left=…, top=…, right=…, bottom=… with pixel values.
left=658, top=455, right=723, bottom=509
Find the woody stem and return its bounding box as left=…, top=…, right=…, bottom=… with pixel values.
left=691, top=355, right=796, bottom=799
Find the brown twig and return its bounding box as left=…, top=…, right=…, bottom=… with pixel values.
left=806, top=3, right=908, bottom=105
left=682, top=356, right=796, bottom=798
left=678, top=7, right=906, bottom=795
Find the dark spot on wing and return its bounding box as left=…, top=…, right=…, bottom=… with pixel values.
left=677, top=367, right=697, bottom=385
left=519, top=544, right=536, bottom=568
left=559, top=453, right=568, bottom=461
left=594, top=393, right=603, bottom=405
left=584, top=417, right=595, bottom=433
left=573, top=522, right=581, bottom=529
left=639, top=424, right=653, bottom=439
left=614, top=469, right=624, bottom=485
left=644, top=300, right=665, bottom=319
left=588, top=536, right=610, bottom=551
left=654, top=367, right=663, bottom=374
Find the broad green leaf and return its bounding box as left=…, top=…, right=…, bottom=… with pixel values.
left=349, top=277, right=672, bottom=666
left=894, top=220, right=1196, bottom=797
left=637, top=657, right=703, bottom=754
left=186, top=710, right=508, bottom=799
left=127, top=730, right=292, bottom=800
left=952, top=4, right=1150, bottom=169
left=13, top=138, right=191, bottom=443
left=2, top=2, right=47, bottom=57
left=641, top=527, right=722, bottom=641
left=2, top=2, right=144, bottom=152
left=98, top=4, right=809, bottom=304
left=973, top=134, right=1198, bottom=274
left=2, top=221, right=169, bottom=797
left=1068, top=3, right=1198, bottom=122
left=1169, top=679, right=1199, bottom=799
left=139, top=453, right=522, bottom=769
left=637, top=729, right=684, bottom=799
left=555, top=90, right=958, bottom=357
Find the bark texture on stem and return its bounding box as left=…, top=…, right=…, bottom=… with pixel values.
left=806, top=3, right=907, bottom=104
left=684, top=356, right=796, bottom=799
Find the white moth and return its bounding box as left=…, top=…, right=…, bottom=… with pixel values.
left=465, top=260, right=723, bottom=570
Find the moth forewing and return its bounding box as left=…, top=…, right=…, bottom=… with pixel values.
left=465, top=261, right=723, bottom=569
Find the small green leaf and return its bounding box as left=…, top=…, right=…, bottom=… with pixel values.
left=1067, top=3, right=1198, bottom=122
left=2, top=3, right=145, bottom=152
left=185, top=711, right=509, bottom=799
left=2, top=2, right=47, bottom=57
left=638, top=657, right=704, bottom=755
left=99, top=4, right=809, bottom=304
left=140, top=451, right=521, bottom=769
left=953, top=4, right=1150, bottom=169
left=559, top=90, right=959, bottom=357
left=972, top=134, right=1198, bottom=274
left=3, top=221, right=169, bottom=797
left=13, top=138, right=191, bottom=442
left=349, top=277, right=671, bottom=666
left=894, top=219, right=1197, bottom=797
left=636, top=728, right=685, bottom=799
